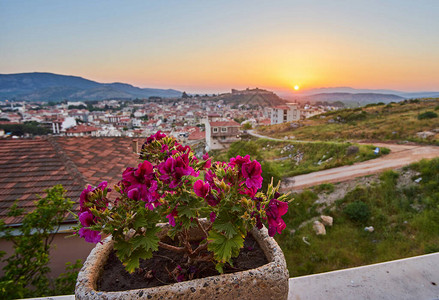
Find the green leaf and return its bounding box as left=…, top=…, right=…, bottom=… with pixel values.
left=213, top=221, right=238, bottom=239
left=177, top=204, right=195, bottom=218
left=207, top=230, right=244, bottom=264
left=124, top=248, right=153, bottom=273
left=133, top=214, right=149, bottom=229
left=113, top=240, right=132, bottom=261
left=215, top=262, right=225, bottom=273
left=131, top=227, right=160, bottom=253
left=231, top=205, right=242, bottom=213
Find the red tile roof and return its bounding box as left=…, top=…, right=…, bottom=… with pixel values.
left=210, top=121, right=240, bottom=127
left=188, top=129, right=206, bottom=141
left=0, top=137, right=140, bottom=225
left=65, top=124, right=98, bottom=133
left=259, top=119, right=271, bottom=125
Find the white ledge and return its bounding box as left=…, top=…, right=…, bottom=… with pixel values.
left=288, top=253, right=439, bottom=300
left=23, top=253, right=439, bottom=300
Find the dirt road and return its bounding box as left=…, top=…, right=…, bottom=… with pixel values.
left=281, top=143, right=439, bottom=191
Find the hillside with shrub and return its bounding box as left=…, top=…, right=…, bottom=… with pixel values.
left=258, top=98, right=439, bottom=144
left=277, top=157, right=439, bottom=277
left=210, top=138, right=388, bottom=188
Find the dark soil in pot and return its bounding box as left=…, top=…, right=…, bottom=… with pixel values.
left=97, top=234, right=268, bottom=292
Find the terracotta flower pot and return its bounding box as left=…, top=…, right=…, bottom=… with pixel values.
left=75, top=224, right=289, bottom=300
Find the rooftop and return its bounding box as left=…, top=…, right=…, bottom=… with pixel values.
left=0, top=137, right=140, bottom=225
left=65, top=124, right=99, bottom=133
left=210, top=120, right=240, bottom=127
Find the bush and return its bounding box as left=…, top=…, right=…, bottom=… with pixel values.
left=0, top=185, right=79, bottom=299
left=314, top=183, right=334, bottom=194
left=364, top=103, right=385, bottom=108
left=418, top=111, right=438, bottom=120
left=343, top=201, right=371, bottom=223
left=380, top=147, right=391, bottom=155
left=227, top=140, right=260, bottom=159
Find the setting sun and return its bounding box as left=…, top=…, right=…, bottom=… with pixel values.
left=294, top=85, right=300, bottom=91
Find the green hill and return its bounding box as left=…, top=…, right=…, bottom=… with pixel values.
left=258, top=98, right=439, bottom=144
left=210, top=88, right=286, bottom=107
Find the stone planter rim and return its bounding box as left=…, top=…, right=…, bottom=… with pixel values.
left=75, top=224, right=289, bottom=299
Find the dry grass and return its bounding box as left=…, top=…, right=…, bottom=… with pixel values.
left=258, top=98, right=439, bottom=144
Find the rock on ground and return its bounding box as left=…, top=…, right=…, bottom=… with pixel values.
left=313, top=221, right=326, bottom=235
left=320, top=215, right=333, bottom=226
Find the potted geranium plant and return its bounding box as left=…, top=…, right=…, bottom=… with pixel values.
left=74, top=131, right=290, bottom=299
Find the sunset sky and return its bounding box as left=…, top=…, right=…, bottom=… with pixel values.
left=1, top=0, right=439, bottom=94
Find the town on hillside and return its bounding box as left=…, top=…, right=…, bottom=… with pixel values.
left=0, top=88, right=341, bottom=150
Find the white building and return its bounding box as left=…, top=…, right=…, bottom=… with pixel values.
left=61, top=117, right=77, bottom=131
left=270, top=103, right=301, bottom=125
left=205, top=116, right=241, bottom=151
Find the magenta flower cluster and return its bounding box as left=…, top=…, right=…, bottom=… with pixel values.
left=192, top=154, right=286, bottom=237
left=266, top=193, right=288, bottom=237
left=77, top=181, right=109, bottom=243
left=76, top=131, right=288, bottom=249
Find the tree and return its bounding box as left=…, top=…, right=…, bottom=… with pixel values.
left=0, top=185, right=80, bottom=299
left=0, top=122, right=50, bottom=136
left=182, top=91, right=190, bottom=99
left=242, top=122, right=252, bottom=130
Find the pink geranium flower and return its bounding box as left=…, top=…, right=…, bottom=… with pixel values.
left=78, top=227, right=101, bottom=243
left=166, top=208, right=178, bottom=227
left=193, top=180, right=210, bottom=198
left=242, top=160, right=263, bottom=189
left=266, top=198, right=288, bottom=237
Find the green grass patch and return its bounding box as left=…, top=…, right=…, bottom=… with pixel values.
left=277, top=159, right=439, bottom=277
left=211, top=139, right=389, bottom=181
left=258, top=98, right=439, bottom=144
left=418, top=111, right=438, bottom=120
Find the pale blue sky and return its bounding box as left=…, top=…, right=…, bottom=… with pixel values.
left=1, top=0, right=438, bottom=92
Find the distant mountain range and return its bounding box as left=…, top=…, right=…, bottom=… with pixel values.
left=2, top=73, right=438, bottom=107
left=294, top=87, right=439, bottom=98
left=279, top=87, right=439, bottom=107
left=299, top=92, right=405, bottom=107
left=0, top=72, right=182, bottom=101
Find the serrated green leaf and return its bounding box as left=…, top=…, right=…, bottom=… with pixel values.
left=133, top=214, right=149, bottom=229
left=124, top=248, right=153, bottom=273
left=213, top=221, right=238, bottom=239
left=177, top=204, right=196, bottom=218
left=167, top=225, right=179, bottom=239
left=131, top=228, right=160, bottom=253
left=113, top=240, right=132, bottom=261
left=215, top=262, right=225, bottom=273
left=207, top=230, right=244, bottom=264
left=231, top=205, right=242, bottom=212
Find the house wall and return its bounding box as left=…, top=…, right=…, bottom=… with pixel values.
left=205, top=120, right=212, bottom=150
left=209, top=126, right=240, bottom=150
left=0, top=233, right=95, bottom=279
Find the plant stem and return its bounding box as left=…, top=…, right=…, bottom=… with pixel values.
left=195, top=218, right=209, bottom=238
left=158, top=241, right=186, bottom=253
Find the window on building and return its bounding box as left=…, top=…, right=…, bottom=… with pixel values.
left=221, top=127, right=227, bottom=132
left=213, top=127, right=218, bottom=133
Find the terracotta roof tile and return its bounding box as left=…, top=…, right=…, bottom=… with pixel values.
left=210, top=121, right=240, bottom=127
left=0, top=137, right=141, bottom=225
